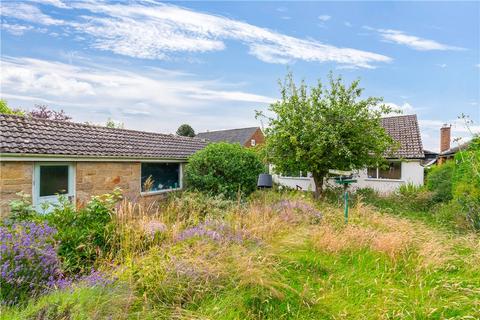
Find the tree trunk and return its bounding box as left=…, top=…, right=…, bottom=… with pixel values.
left=312, top=172, right=326, bottom=199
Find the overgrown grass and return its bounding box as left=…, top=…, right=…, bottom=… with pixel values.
left=3, top=190, right=479, bottom=319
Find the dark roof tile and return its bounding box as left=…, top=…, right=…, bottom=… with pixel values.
left=0, top=114, right=207, bottom=159
left=196, top=127, right=259, bottom=145
left=381, top=115, right=424, bottom=158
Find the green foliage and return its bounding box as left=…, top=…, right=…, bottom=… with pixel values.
left=426, top=161, right=454, bottom=202
left=452, top=136, right=480, bottom=230
left=43, top=191, right=121, bottom=274
left=1, top=285, right=146, bottom=320
left=185, top=142, right=265, bottom=199
left=259, top=72, right=394, bottom=197
left=0, top=99, right=24, bottom=115
left=105, top=118, right=124, bottom=128
left=176, top=123, right=196, bottom=137
left=6, top=193, right=39, bottom=224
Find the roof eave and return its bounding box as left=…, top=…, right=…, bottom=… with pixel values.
left=0, top=153, right=189, bottom=162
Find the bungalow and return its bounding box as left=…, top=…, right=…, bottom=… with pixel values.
left=0, top=114, right=207, bottom=216
left=273, top=115, right=426, bottom=193
left=197, top=127, right=265, bottom=147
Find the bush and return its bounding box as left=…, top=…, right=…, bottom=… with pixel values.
left=44, top=191, right=121, bottom=274
left=452, top=137, right=480, bottom=230
left=426, top=161, right=455, bottom=202
left=0, top=222, right=62, bottom=305
left=185, top=143, right=265, bottom=199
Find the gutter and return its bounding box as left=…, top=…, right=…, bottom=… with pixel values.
left=0, top=153, right=188, bottom=163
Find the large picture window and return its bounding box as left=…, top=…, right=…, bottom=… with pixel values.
left=141, top=163, right=181, bottom=192
left=367, top=162, right=402, bottom=180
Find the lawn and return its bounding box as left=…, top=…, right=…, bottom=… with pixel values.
left=2, top=191, right=479, bottom=319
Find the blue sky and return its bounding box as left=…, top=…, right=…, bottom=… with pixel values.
left=1, top=0, right=479, bottom=151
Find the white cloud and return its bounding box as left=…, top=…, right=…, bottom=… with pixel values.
left=1, top=3, right=64, bottom=25
left=1, top=1, right=391, bottom=68
left=437, top=63, right=447, bottom=68
left=385, top=102, right=415, bottom=115
left=0, top=56, right=274, bottom=132
left=318, top=15, right=331, bottom=22
left=1, top=23, right=34, bottom=36
left=344, top=21, right=352, bottom=27
left=476, top=64, right=480, bottom=68
left=419, top=118, right=480, bottom=151
left=374, top=28, right=465, bottom=51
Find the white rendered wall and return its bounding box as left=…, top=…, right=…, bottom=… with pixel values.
left=272, top=160, right=424, bottom=194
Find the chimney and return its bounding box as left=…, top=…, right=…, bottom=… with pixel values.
left=440, top=124, right=451, bottom=152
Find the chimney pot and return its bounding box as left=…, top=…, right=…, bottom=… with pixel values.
left=440, top=124, right=451, bottom=152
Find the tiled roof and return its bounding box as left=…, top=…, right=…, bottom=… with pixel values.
left=381, top=114, right=424, bottom=159
left=0, top=114, right=207, bottom=160
left=196, top=127, right=260, bottom=145
left=439, top=140, right=471, bottom=156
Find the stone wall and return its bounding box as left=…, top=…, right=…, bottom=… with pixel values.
left=0, top=162, right=33, bottom=217
left=0, top=161, right=177, bottom=215
left=75, top=162, right=141, bottom=206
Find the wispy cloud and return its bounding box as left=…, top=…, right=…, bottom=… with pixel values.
left=0, top=56, right=274, bottom=132
left=344, top=21, right=352, bottom=27
left=1, top=3, right=65, bottom=25
left=1, top=1, right=391, bottom=69
left=318, top=15, right=331, bottom=22
left=437, top=63, right=447, bottom=68
left=1, top=23, right=34, bottom=36
left=369, top=27, right=465, bottom=51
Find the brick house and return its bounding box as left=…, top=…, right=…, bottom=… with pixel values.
left=0, top=114, right=206, bottom=216
left=196, top=127, right=265, bottom=147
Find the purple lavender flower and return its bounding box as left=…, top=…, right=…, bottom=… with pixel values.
left=274, top=200, right=322, bottom=223
left=0, top=222, right=62, bottom=305
left=176, top=219, right=247, bottom=244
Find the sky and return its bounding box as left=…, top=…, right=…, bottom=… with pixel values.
left=1, top=0, right=479, bottom=152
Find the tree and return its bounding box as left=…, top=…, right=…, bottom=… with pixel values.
left=176, top=124, right=195, bottom=137
left=28, top=105, right=71, bottom=121
left=0, top=99, right=24, bottom=115
left=184, top=142, right=265, bottom=199
left=105, top=118, right=124, bottom=129
left=259, top=73, right=394, bottom=198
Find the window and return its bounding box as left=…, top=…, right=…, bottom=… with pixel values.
left=34, top=163, right=75, bottom=212
left=251, top=139, right=256, bottom=146
left=141, top=163, right=181, bottom=192
left=39, top=165, right=69, bottom=196
left=367, top=162, right=402, bottom=180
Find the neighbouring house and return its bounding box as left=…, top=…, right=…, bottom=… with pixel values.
left=422, top=149, right=439, bottom=167
left=273, top=115, right=426, bottom=194
left=0, top=114, right=207, bottom=216
left=437, top=124, right=471, bottom=164
left=196, top=127, right=265, bottom=147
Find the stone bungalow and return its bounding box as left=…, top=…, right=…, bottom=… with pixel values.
left=0, top=114, right=206, bottom=216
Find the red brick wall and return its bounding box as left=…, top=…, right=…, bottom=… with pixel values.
left=244, top=128, right=265, bottom=147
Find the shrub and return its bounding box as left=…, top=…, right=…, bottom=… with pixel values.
left=452, top=137, right=480, bottom=231
left=44, top=190, right=121, bottom=274
left=0, top=222, right=62, bottom=305
left=6, top=193, right=40, bottom=224
left=185, top=142, right=265, bottom=199
left=426, top=161, right=455, bottom=202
